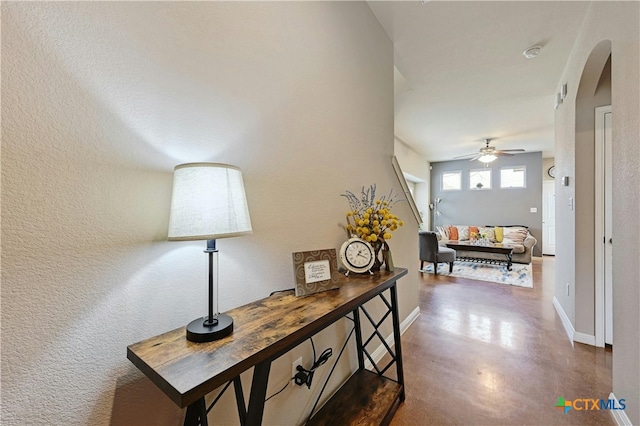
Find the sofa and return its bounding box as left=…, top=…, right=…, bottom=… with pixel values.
left=435, top=225, right=537, bottom=264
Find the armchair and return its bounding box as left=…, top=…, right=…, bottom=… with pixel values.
left=419, top=231, right=456, bottom=274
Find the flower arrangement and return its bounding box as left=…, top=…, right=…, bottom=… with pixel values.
left=470, top=230, right=490, bottom=246
left=341, top=184, right=404, bottom=246
left=471, top=230, right=488, bottom=240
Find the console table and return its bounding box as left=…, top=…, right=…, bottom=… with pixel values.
left=127, top=268, right=408, bottom=426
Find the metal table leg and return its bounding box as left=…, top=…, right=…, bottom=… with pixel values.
left=184, top=397, right=208, bottom=426
left=245, top=361, right=272, bottom=426
left=389, top=284, right=405, bottom=402
left=506, top=253, right=513, bottom=271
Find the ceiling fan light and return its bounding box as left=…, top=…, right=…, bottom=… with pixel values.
left=478, top=154, right=497, bottom=163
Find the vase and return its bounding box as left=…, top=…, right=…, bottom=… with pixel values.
left=371, top=241, right=394, bottom=272
left=371, top=242, right=383, bottom=272
left=382, top=243, right=395, bottom=272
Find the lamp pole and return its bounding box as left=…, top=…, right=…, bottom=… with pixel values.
left=204, top=239, right=218, bottom=326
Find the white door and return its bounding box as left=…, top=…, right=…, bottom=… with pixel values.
left=542, top=181, right=556, bottom=255
left=595, top=105, right=613, bottom=346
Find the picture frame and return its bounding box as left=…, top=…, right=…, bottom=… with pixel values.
left=292, top=248, right=341, bottom=297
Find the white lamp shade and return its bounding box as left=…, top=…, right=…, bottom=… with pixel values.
left=168, top=163, right=253, bottom=240
left=478, top=154, right=497, bottom=163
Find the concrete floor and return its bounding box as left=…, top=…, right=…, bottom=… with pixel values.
left=390, top=256, right=613, bottom=425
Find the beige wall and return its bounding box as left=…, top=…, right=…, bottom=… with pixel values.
left=554, top=2, right=639, bottom=423
left=1, top=3, right=419, bottom=425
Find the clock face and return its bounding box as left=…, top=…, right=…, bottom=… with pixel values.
left=340, top=238, right=375, bottom=273
left=548, top=166, right=556, bottom=178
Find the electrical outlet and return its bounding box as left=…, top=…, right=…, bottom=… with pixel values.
left=566, top=283, right=570, bottom=296
left=292, top=357, right=302, bottom=386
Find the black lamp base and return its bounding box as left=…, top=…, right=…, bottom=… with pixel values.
left=186, top=314, right=234, bottom=343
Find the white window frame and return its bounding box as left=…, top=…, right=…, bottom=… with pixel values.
left=441, top=171, right=462, bottom=191
left=500, top=165, right=527, bottom=189
left=469, top=168, right=492, bottom=190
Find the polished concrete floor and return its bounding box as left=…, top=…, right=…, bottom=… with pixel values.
left=391, top=257, right=613, bottom=425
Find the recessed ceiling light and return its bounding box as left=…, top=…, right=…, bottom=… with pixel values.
left=523, top=45, right=542, bottom=59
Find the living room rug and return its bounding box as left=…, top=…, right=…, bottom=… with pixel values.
left=421, top=261, right=533, bottom=288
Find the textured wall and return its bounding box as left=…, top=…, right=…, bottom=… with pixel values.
left=430, top=152, right=543, bottom=256
left=1, top=3, right=419, bottom=425
left=554, top=2, right=640, bottom=423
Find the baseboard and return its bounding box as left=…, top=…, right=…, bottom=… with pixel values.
left=364, top=306, right=420, bottom=370
left=574, top=332, right=596, bottom=346
left=552, top=297, right=575, bottom=347
left=551, top=298, right=596, bottom=346
left=400, top=306, right=421, bottom=334
left=609, top=393, right=633, bottom=426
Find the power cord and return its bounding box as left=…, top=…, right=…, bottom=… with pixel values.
left=265, top=376, right=295, bottom=402
left=270, top=288, right=294, bottom=296
left=294, top=344, right=333, bottom=389
left=266, top=337, right=333, bottom=401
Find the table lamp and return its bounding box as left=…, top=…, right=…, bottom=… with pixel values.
left=168, top=163, right=253, bottom=342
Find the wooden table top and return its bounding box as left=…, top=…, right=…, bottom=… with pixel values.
left=445, top=240, right=514, bottom=254
left=127, top=268, right=408, bottom=408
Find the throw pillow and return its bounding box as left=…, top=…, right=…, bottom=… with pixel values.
left=456, top=225, right=469, bottom=241
left=478, top=226, right=496, bottom=242
left=494, top=226, right=504, bottom=243
left=503, top=227, right=528, bottom=245
left=469, top=226, right=479, bottom=239
left=448, top=226, right=459, bottom=240
left=436, top=225, right=450, bottom=240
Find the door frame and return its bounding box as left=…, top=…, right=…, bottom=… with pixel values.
left=594, top=105, right=612, bottom=347
left=542, top=181, right=556, bottom=255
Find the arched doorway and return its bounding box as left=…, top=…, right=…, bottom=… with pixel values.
left=574, top=40, right=612, bottom=347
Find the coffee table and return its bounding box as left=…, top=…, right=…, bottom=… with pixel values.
left=445, top=240, right=514, bottom=271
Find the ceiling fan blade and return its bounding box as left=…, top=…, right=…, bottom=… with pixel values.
left=453, top=153, right=480, bottom=159
left=494, top=151, right=515, bottom=157
left=468, top=154, right=482, bottom=161
left=498, top=149, right=526, bottom=153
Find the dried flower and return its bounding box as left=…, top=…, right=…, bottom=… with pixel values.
left=341, top=184, right=404, bottom=245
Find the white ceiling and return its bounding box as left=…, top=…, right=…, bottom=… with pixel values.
left=368, top=1, right=591, bottom=162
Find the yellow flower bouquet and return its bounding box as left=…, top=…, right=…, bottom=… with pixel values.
left=342, top=184, right=404, bottom=271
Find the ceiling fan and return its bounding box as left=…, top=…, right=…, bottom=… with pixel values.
left=454, top=138, right=525, bottom=163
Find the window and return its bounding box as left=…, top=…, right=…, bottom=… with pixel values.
left=469, top=169, right=492, bottom=190
left=442, top=171, right=462, bottom=191
left=500, top=166, right=526, bottom=188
